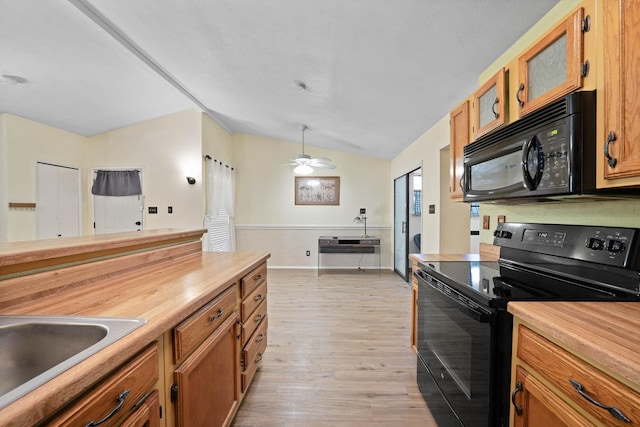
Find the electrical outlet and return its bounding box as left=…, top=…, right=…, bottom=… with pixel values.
left=498, top=215, right=506, bottom=223
left=148, top=206, right=158, bottom=214
left=482, top=215, right=490, bottom=230
left=168, top=206, right=173, bottom=214
left=306, top=250, right=310, bottom=256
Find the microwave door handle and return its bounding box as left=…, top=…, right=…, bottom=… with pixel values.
left=522, top=136, right=542, bottom=190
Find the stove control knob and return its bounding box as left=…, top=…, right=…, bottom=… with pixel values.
left=607, top=239, right=626, bottom=253
left=586, top=238, right=605, bottom=250
left=502, top=231, right=512, bottom=239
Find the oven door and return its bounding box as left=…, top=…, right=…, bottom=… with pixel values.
left=416, top=270, right=494, bottom=427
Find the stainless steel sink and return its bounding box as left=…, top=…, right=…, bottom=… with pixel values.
left=0, top=315, right=146, bottom=410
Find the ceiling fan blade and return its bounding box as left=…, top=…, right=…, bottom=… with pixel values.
left=310, top=162, right=336, bottom=169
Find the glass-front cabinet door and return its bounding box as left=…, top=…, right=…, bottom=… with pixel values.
left=516, top=8, right=586, bottom=117
left=472, top=68, right=506, bottom=139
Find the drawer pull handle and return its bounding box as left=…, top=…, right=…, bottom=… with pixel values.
left=84, top=389, right=131, bottom=427
left=254, top=294, right=264, bottom=302
left=255, top=353, right=263, bottom=363
left=255, top=333, right=265, bottom=343
left=569, top=379, right=631, bottom=423
left=208, top=308, right=224, bottom=322
left=254, top=274, right=263, bottom=281
left=511, top=381, right=523, bottom=416
left=254, top=314, right=265, bottom=323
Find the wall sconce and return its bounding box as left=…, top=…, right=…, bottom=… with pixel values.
left=186, top=176, right=196, bottom=185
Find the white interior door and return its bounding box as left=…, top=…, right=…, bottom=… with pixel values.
left=36, top=162, right=80, bottom=239
left=94, top=194, right=144, bottom=234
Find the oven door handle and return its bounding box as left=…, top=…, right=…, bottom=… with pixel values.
left=415, top=270, right=492, bottom=323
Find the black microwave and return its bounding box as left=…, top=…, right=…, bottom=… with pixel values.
left=463, top=91, right=596, bottom=203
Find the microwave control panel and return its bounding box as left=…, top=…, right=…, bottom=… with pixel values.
left=534, top=120, right=571, bottom=191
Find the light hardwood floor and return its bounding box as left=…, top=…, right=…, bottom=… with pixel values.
left=232, top=269, right=438, bottom=427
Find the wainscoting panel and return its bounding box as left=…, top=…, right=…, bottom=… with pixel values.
left=235, top=225, right=392, bottom=270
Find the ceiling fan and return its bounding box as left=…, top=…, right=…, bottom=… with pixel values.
left=287, top=125, right=336, bottom=175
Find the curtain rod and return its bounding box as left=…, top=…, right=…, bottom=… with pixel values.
left=204, top=154, right=234, bottom=170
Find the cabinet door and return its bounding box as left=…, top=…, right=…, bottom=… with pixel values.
left=512, top=366, right=594, bottom=427
left=601, top=0, right=640, bottom=182
left=516, top=8, right=585, bottom=117
left=174, top=312, right=240, bottom=427
left=472, top=68, right=506, bottom=139
left=449, top=99, right=470, bottom=199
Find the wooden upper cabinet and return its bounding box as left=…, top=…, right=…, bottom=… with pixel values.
left=600, top=0, right=640, bottom=184
left=472, top=68, right=506, bottom=139
left=516, top=8, right=586, bottom=117
left=449, top=99, right=470, bottom=199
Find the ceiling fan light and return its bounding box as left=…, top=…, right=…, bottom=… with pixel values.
left=293, top=164, right=313, bottom=175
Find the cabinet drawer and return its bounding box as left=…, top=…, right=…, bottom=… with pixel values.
left=48, top=343, right=159, bottom=427
left=120, top=389, right=160, bottom=427
left=242, top=318, right=268, bottom=393
left=241, top=300, right=267, bottom=347
left=518, top=325, right=640, bottom=426
left=174, top=284, right=238, bottom=363
left=240, top=263, right=267, bottom=298
left=241, top=281, right=267, bottom=321
left=242, top=316, right=268, bottom=371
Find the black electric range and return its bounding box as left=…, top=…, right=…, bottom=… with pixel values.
left=414, top=222, right=640, bottom=427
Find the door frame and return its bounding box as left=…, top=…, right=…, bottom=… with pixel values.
left=394, top=166, right=422, bottom=281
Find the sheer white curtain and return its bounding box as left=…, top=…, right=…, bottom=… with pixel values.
left=204, top=159, right=236, bottom=251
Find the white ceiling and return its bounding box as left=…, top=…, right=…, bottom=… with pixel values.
left=1, top=0, right=560, bottom=160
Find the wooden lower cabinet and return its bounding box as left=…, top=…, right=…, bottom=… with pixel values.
left=512, top=366, right=593, bottom=427
left=41, top=263, right=269, bottom=427
left=173, top=311, right=241, bottom=427
left=46, top=343, right=159, bottom=427
left=239, top=263, right=268, bottom=394
left=510, top=322, right=640, bottom=426
left=410, top=259, right=418, bottom=353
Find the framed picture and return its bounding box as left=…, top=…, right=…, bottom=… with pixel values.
left=295, top=176, right=340, bottom=206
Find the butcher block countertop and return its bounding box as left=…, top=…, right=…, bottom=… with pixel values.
left=0, top=228, right=207, bottom=277
left=409, top=253, right=494, bottom=262
left=0, top=230, right=270, bottom=426
left=508, top=301, right=640, bottom=391
left=409, top=243, right=500, bottom=263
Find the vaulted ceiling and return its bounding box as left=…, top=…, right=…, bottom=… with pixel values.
left=1, top=0, right=560, bottom=159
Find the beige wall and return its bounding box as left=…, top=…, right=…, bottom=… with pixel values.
left=391, top=115, right=470, bottom=254
left=86, top=110, right=205, bottom=231
left=439, top=147, right=470, bottom=254
left=1, top=113, right=87, bottom=242
left=232, top=132, right=392, bottom=268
